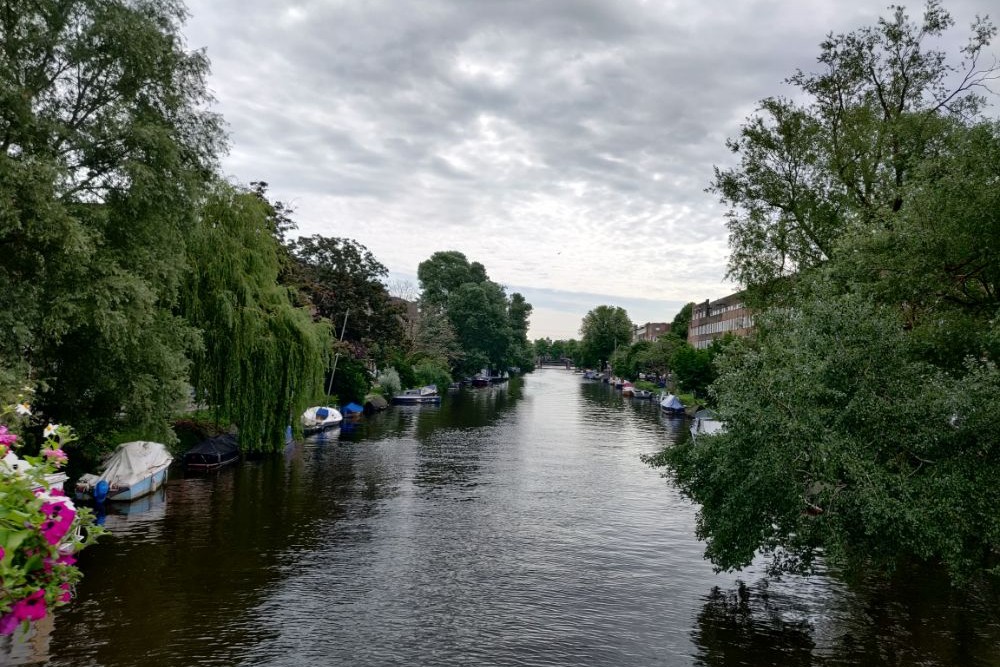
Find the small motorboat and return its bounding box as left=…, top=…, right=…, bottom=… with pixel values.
left=660, top=393, right=686, bottom=416
left=302, top=406, right=343, bottom=435
left=76, top=441, right=173, bottom=502
left=342, top=402, right=364, bottom=420
left=184, top=433, right=240, bottom=470
left=622, top=381, right=635, bottom=397
left=633, top=389, right=654, bottom=399
left=392, top=385, right=442, bottom=405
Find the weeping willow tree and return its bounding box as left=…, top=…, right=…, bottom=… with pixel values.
left=183, top=184, right=331, bottom=452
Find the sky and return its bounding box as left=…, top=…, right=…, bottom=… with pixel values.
left=181, top=0, right=996, bottom=339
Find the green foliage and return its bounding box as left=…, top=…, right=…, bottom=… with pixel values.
left=415, top=251, right=533, bottom=377
left=671, top=342, right=723, bottom=397
left=412, top=359, right=452, bottom=390
left=0, top=0, right=222, bottom=445
left=665, top=2, right=1000, bottom=585
left=670, top=303, right=694, bottom=342
left=665, top=281, right=1000, bottom=583
left=289, top=235, right=404, bottom=364
left=182, top=184, right=331, bottom=453
left=447, top=281, right=512, bottom=376
left=327, top=355, right=369, bottom=405
left=417, top=251, right=488, bottom=307
left=579, top=306, right=632, bottom=369
left=711, top=0, right=997, bottom=289
left=375, top=368, right=402, bottom=398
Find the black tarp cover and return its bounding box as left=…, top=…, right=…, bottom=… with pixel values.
left=184, top=434, right=239, bottom=468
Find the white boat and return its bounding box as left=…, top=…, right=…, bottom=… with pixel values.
left=622, top=381, right=635, bottom=397
left=75, top=441, right=173, bottom=502
left=660, top=393, right=685, bottom=415
left=690, top=409, right=725, bottom=442
left=301, top=406, right=343, bottom=435
left=392, top=385, right=441, bottom=405
left=633, top=389, right=654, bottom=399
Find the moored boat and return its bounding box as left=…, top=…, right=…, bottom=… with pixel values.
left=76, top=441, right=173, bottom=502
left=392, top=385, right=442, bottom=405
left=301, top=406, right=344, bottom=434
left=184, top=434, right=240, bottom=470
left=622, top=381, right=635, bottom=397
left=659, top=393, right=685, bottom=416
left=690, top=409, right=725, bottom=442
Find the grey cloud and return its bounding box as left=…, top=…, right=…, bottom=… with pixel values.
left=184, top=0, right=997, bottom=336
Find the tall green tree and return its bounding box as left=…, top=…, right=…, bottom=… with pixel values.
left=711, top=0, right=997, bottom=296
left=183, top=184, right=331, bottom=452
left=579, top=306, right=632, bottom=369
left=670, top=303, right=693, bottom=342
left=417, top=251, right=488, bottom=307
left=0, top=0, right=222, bottom=442
left=662, top=3, right=1000, bottom=584
left=663, top=280, right=1000, bottom=583
left=289, top=235, right=404, bottom=364
left=447, top=281, right=512, bottom=376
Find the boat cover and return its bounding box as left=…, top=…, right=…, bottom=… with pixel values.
left=97, top=441, right=173, bottom=487
left=342, top=402, right=364, bottom=415
left=660, top=394, right=684, bottom=411
left=184, top=434, right=239, bottom=466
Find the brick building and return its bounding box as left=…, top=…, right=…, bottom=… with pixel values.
left=687, top=293, right=754, bottom=349
left=632, top=322, right=670, bottom=343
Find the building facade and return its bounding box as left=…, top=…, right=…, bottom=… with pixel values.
left=632, top=322, right=670, bottom=343
left=687, top=293, right=754, bottom=349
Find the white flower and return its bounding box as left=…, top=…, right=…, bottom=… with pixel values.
left=14, top=402, right=31, bottom=416
left=0, top=451, right=32, bottom=476
left=43, top=423, right=60, bottom=439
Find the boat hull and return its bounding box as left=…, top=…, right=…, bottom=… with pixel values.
left=78, top=465, right=171, bottom=502
left=392, top=395, right=442, bottom=405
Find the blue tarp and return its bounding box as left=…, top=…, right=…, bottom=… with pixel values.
left=343, top=402, right=364, bottom=414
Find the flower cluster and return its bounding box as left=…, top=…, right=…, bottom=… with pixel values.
left=0, top=397, right=102, bottom=636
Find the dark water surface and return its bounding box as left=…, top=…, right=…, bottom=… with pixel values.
left=6, top=369, right=1000, bottom=665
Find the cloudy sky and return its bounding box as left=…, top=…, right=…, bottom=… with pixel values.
left=182, top=0, right=996, bottom=339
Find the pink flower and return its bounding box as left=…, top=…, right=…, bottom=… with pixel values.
left=0, top=613, right=19, bottom=635
left=42, top=448, right=68, bottom=466
left=0, top=425, right=17, bottom=446
left=59, top=584, right=72, bottom=604
left=38, top=499, right=76, bottom=545
left=0, top=590, right=48, bottom=634
left=0, top=546, right=4, bottom=560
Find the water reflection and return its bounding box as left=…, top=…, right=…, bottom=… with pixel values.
left=4, top=369, right=996, bottom=666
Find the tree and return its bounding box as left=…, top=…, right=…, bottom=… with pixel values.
left=447, top=281, right=512, bottom=376
left=663, top=280, right=1000, bottom=583
left=711, top=0, right=998, bottom=295
left=415, top=251, right=532, bottom=376
left=670, top=303, right=694, bottom=342
left=289, top=234, right=404, bottom=363
left=183, top=184, right=331, bottom=452
left=662, top=3, right=1000, bottom=584
left=0, top=0, right=222, bottom=443
left=579, top=306, right=632, bottom=369
left=417, top=251, right=488, bottom=307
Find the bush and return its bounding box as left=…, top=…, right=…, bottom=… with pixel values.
left=376, top=368, right=402, bottom=397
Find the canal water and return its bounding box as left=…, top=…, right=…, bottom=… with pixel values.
left=5, top=369, right=999, bottom=665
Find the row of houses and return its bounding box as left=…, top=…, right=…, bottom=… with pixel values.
left=633, top=290, right=755, bottom=350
